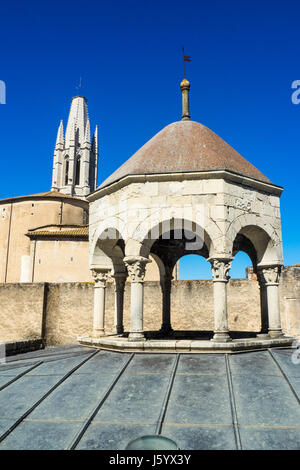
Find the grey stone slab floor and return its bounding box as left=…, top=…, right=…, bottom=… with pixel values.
left=0, top=346, right=299, bottom=450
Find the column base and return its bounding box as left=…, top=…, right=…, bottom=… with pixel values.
left=256, top=333, right=270, bottom=339
left=268, top=329, right=284, bottom=338
left=93, top=329, right=105, bottom=338
left=211, top=332, right=232, bottom=343
left=128, top=332, right=145, bottom=342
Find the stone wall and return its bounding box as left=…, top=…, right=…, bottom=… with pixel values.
left=0, top=283, right=46, bottom=341
left=0, top=197, right=88, bottom=283
left=0, top=266, right=299, bottom=345
left=280, top=266, right=300, bottom=338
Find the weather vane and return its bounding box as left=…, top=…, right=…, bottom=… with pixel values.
left=182, top=47, right=191, bottom=78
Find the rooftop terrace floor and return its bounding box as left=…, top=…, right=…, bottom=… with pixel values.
left=0, top=345, right=299, bottom=450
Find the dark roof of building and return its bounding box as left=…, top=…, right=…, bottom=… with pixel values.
left=26, top=225, right=88, bottom=239
left=0, top=345, right=299, bottom=450
left=0, top=191, right=88, bottom=205
left=100, top=120, right=273, bottom=189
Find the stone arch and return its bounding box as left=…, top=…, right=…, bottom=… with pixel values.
left=90, top=219, right=127, bottom=273
left=126, top=216, right=218, bottom=259
left=227, top=218, right=283, bottom=337
left=226, top=216, right=283, bottom=266
left=232, top=234, right=258, bottom=269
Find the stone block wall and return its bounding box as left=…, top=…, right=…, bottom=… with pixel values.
left=0, top=283, right=46, bottom=341
left=280, top=266, right=300, bottom=338
left=0, top=266, right=299, bottom=346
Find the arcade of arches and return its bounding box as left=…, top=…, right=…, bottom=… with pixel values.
left=81, top=175, right=293, bottom=351
left=80, top=79, right=294, bottom=351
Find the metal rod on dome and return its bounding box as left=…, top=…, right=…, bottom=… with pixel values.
left=180, top=78, right=191, bottom=121
left=182, top=47, right=191, bottom=79
left=181, top=48, right=191, bottom=121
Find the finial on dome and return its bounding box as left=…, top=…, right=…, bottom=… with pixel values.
left=181, top=48, right=191, bottom=121
left=180, top=78, right=190, bottom=121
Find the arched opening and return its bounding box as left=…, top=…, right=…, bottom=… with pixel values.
left=229, top=223, right=283, bottom=337
left=90, top=225, right=127, bottom=336
left=133, top=218, right=214, bottom=338
left=168, top=253, right=214, bottom=333
left=91, top=227, right=125, bottom=273
left=75, top=156, right=81, bottom=186
left=228, top=250, right=260, bottom=335
left=179, top=254, right=211, bottom=280
left=230, top=251, right=254, bottom=280
left=230, top=223, right=282, bottom=266
left=64, top=156, right=69, bottom=185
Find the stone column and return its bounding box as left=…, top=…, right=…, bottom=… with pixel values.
left=124, top=256, right=151, bottom=342
left=92, top=269, right=110, bottom=337
left=159, top=269, right=173, bottom=335
left=210, top=258, right=232, bottom=342
left=258, top=265, right=283, bottom=338
left=112, top=273, right=127, bottom=335
left=257, top=269, right=269, bottom=335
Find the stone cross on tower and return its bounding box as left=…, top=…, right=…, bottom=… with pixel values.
left=51, top=96, right=98, bottom=197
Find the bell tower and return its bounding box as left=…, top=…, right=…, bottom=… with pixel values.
left=51, top=96, right=98, bottom=197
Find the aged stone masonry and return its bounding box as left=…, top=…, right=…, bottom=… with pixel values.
left=0, top=266, right=299, bottom=348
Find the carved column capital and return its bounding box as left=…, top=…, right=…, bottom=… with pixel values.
left=257, top=265, right=282, bottom=286
left=92, top=269, right=110, bottom=288
left=209, top=258, right=232, bottom=282
left=124, top=256, right=151, bottom=283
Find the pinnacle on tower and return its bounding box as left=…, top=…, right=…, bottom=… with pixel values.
left=51, top=96, right=98, bottom=197
left=55, top=120, right=64, bottom=147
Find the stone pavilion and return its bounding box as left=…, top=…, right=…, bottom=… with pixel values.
left=80, top=78, right=294, bottom=352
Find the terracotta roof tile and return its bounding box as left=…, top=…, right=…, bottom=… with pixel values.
left=0, top=190, right=88, bottom=204
left=27, top=225, right=88, bottom=239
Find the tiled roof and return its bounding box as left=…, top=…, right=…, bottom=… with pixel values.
left=0, top=191, right=88, bottom=205
left=27, top=225, right=88, bottom=239
left=100, top=120, right=273, bottom=189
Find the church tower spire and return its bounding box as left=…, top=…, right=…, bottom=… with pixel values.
left=51, top=96, right=98, bottom=197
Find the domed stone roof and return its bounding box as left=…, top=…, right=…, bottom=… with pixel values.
left=100, top=120, right=272, bottom=189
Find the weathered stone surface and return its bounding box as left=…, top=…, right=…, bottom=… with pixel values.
left=0, top=266, right=299, bottom=345
left=0, top=283, right=45, bottom=341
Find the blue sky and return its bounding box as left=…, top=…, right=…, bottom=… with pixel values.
left=0, top=0, right=299, bottom=279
